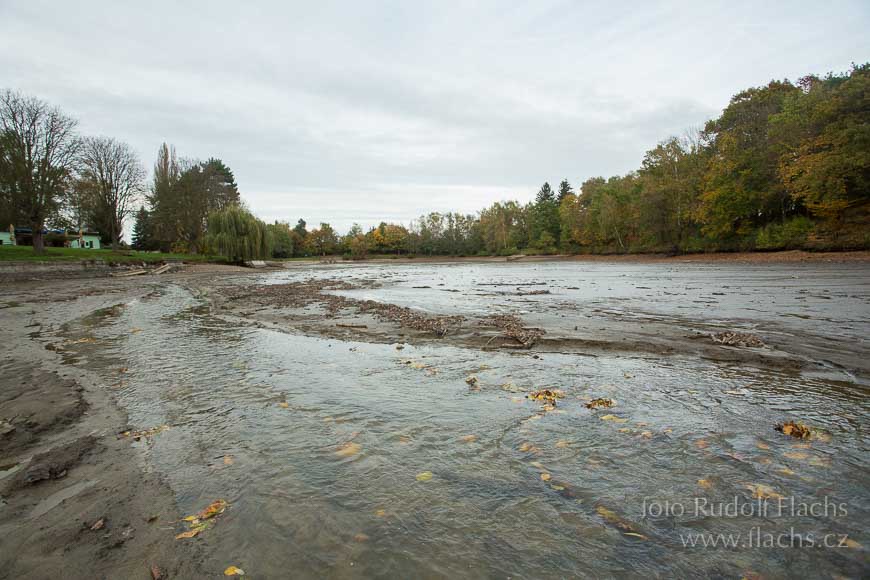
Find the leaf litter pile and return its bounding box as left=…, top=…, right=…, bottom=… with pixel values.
left=776, top=421, right=813, bottom=439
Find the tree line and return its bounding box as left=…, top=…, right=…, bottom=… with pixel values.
left=233, top=63, right=870, bottom=260
left=2, top=63, right=867, bottom=259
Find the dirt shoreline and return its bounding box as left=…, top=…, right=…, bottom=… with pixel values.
left=0, top=268, right=252, bottom=579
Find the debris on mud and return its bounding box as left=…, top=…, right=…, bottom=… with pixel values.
left=120, top=425, right=170, bottom=441
left=711, top=331, right=765, bottom=347
left=484, top=314, right=545, bottom=348
left=465, top=375, right=479, bottom=387
left=527, top=389, right=564, bottom=405
left=223, top=279, right=463, bottom=337
left=586, top=398, right=616, bottom=409
left=176, top=499, right=229, bottom=539
left=776, top=421, right=813, bottom=439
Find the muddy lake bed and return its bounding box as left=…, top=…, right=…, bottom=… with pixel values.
left=1, top=259, right=868, bottom=578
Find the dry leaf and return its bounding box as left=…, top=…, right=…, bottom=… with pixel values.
left=175, top=528, right=203, bottom=540
left=756, top=441, right=770, bottom=450
left=416, top=471, right=433, bottom=482
left=223, top=455, right=234, bottom=466
left=783, top=451, right=809, bottom=460
left=277, top=402, right=289, bottom=408
left=224, top=565, right=245, bottom=576
left=640, top=431, right=653, bottom=439
left=540, top=473, right=551, bottom=481
left=460, top=434, right=478, bottom=443
left=555, top=440, right=570, bottom=448
left=695, top=439, right=708, bottom=449
left=745, top=484, right=783, bottom=500
left=374, top=509, right=387, bottom=517
left=353, top=533, right=369, bottom=543
left=600, top=414, right=628, bottom=423
left=698, top=479, right=713, bottom=489
left=335, top=442, right=362, bottom=457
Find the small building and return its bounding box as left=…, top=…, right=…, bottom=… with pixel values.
left=70, top=234, right=102, bottom=249
left=0, top=231, right=14, bottom=246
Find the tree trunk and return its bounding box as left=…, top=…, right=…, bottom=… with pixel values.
left=32, top=225, right=45, bottom=254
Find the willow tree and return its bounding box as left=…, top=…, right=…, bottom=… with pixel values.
left=206, top=205, right=272, bottom=262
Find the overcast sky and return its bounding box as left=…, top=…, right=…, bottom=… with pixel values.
left=2, top=0, right=868, bottom=233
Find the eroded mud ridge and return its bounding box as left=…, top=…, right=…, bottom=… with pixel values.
left=218, top=278, right=537, bottom=345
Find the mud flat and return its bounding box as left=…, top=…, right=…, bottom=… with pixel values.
left=1, top=259, right=868, bottom=578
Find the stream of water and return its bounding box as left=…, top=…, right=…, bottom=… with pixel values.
left=61, top=262, right=869, bottom=578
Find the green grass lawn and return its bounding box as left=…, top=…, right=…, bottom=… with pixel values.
left=0, top=245, right=221, bottom=263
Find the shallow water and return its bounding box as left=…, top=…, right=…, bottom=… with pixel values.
left=63, top=262, right=869, bottom=578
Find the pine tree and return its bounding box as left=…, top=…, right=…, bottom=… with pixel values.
left=132, top=206, right=155, bottom=250
left=557, top=179, right=574, bottom=203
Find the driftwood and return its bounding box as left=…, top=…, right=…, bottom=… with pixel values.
left=151, top=264, right=172, bottom=275
left=336, top=323, right=368, bottom=329
left=111, top=269, right=147, bottom=277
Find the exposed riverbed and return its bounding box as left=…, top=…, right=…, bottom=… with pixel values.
left=1, top=259, right=868, bottom=578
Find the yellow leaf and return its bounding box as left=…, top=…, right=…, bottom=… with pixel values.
left=175, top=528, right=202, bottom=540
left=550, top=484, right=565, bottom=491
left=640, top=431, right=653, bottom=439
left=191, top=499, right=228, bottom=521
left=617, top=428, right=632, bottom=433
left=223, top=455, right=234, bottom=466
left=416, top=471, right=433, bottom=482
left=622, top=532, right=647, bottom=540
left=224, top=565, right=245, bottom=576
left=540, top=473, right=551, bottom=481
left=783, top=451, right=809, bottom=460
left=843, top=538, right=862, bottom=549
left=745, top=484, right=783, bottom=500
left=374, top=509, right=387, bottom=517
left=698, top=479, right=713, bottom=489
left=277, top=402, right=289, bottom=408
left=600, top=414, right=628, bottom=423
left=460, top=434, right=478, bottom=443
left=756, top=441, right=770, bottom=450
left=335, top=442, right=362, bottom=457
left=777, top=467, right=795, bottom=476
left=555, top=440, right=570, bottom=448
left=695, top=439, right=708, bottom=449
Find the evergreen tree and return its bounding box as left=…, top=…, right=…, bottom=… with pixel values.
left=557, top=179, right=574, bottom=203
left=132, top=206, right=156, bottom=250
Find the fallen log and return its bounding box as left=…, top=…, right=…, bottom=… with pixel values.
left=151, top=264, right=172, bottom=275
left=111, top=269, right=147, bottom=277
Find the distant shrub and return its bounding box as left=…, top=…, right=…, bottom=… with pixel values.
left=755, top=217, right=815, bottom=250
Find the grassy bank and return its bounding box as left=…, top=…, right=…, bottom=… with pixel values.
left=0, top=246, right=221, bottom=263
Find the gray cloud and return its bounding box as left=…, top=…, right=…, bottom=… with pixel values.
left=2, top=0, right=868, bottom=232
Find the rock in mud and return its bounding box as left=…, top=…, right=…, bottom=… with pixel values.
left=8, top=435, right=98, bottom=490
